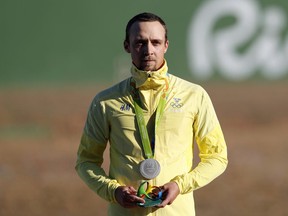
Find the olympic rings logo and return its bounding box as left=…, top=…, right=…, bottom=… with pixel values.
left=170, top=102, right=183, bottom=108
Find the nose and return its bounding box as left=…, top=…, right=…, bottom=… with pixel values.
left=144, top=41, right=153, bottom=55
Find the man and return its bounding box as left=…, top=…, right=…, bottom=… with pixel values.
left=76, top=12, right=228, bottom=216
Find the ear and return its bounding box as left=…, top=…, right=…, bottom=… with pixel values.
left=164, top=40, right=169, bottom=53
left=124, top=41, right=130, bottom=53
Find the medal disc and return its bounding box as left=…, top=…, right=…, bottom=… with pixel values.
left=140, top=159, right=161, bottom=179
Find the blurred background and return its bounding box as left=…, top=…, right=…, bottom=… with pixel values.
left=1, top=0, right=287, bottom=215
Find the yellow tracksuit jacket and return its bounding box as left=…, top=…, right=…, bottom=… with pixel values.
left=76, top=61, right=228, bottom=216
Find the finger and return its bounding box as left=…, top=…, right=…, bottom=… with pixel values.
left=124, top=194, right=145, bottom=207
left=156, top=192, right=176, bottom=207
left=133, top=195, right=146, bottom=204
left=157, top=198, right=171, bottom=208
left=126, top=186, right=137, bottom=195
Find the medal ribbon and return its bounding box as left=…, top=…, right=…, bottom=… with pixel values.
left=131, top=77, right=169, bottom=159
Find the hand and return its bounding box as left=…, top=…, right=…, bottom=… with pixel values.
left=157, top=181, right=180, bottom=208
left=115, top=186, right=145, bottom=208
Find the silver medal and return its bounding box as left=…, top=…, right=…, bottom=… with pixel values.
left=139, top=158, right=161, bottom=179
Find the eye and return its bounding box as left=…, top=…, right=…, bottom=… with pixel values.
left=152, top=40, right=162, bottom=46
left=134, top=40, right=145, bottom=48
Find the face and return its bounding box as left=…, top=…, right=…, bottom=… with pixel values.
left=124, top=21, right=169, bottom=71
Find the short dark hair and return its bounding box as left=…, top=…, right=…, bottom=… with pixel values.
left=125, top=12, right=168, bottom=43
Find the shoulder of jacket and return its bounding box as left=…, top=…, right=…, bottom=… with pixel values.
left=170, top=74, right=206, bottom=93
left=93, top=78, right=131, bottom=103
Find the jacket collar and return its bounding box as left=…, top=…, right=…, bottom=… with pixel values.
left=130, top=60, right=168, bottom=90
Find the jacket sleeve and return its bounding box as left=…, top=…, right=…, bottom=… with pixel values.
left=171, top=89, right=228, bottom=193
left=75, top=98, right=120, bottom=202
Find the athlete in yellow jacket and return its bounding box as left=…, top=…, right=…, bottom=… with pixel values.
left=76, top=12, right=228, bottom=216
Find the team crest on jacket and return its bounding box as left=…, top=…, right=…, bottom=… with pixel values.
left=168, top=98, right=184, bottom=112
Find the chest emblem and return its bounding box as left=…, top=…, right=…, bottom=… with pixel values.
left=167, top=97, right=184, bottom=113
left=170, top=98, right=183, bottom=108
